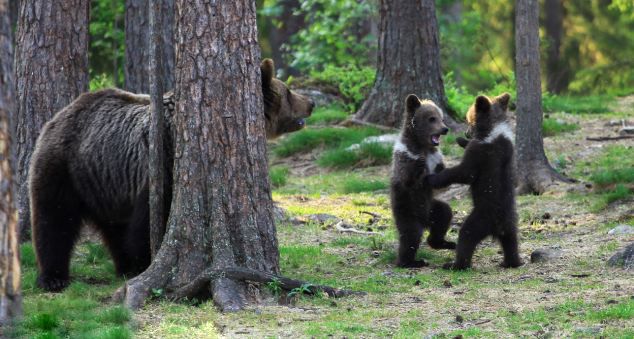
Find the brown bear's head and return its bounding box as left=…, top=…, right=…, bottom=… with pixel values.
left=465, top=92, right=511, bottom=141
left=261, top=59, right=315, bottom=139
left=402, top=94, right=449, bottom=149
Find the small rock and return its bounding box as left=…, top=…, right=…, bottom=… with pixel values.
left=606, top=299, right=618, bottom=305
left=608, top=224, right=634, bottom=235
left=443, top=280, right=453, bottom=288
left=574, top=326, right=602, bottom=335
left=272, top=205, right=289, bottom=223
left=542, top=212, right=551, bottom=220
left=307, top=213, right=340, bottom=225
left=531, top=248, right=563, bottom=263
left=294, top=88, right=339, bottom=107
left=371, top=250, right=380, bottom=258
left=455, top=315, right=464, bottom=323
left=607, top=243, right=634, bottom=270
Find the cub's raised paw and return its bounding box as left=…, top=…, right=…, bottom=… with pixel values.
left=428, top=240, right=457, bottom=250
left=456, top=137, right=470, bottom=148
left=37, top=275, right=69, bottom=292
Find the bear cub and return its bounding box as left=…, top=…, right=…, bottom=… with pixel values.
left=391, top=94, right=456, bottom=268
left=427, top=93, right=523, bottom=270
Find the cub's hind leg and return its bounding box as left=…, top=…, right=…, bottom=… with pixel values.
left=396, top=216, right=427, bottom=268
left=426, top=199, right=456, bottom=250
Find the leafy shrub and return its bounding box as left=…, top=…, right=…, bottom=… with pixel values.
left=269, top=166, right=290, bottom=188
left=90, top=74, right=115, bottom=91
left=308, top=65, right=375, bottom=112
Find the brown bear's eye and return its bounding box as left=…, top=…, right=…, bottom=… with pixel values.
left=429, top=117, right=436, bottom=123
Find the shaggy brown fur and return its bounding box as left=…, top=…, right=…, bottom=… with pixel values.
left=427, top=93, right=523, bottom=270
left=390, top=94, right=455, bottom=268
left=29, top=59, right=314, bottom=292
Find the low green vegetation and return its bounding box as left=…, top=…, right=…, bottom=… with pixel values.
left=12, top=243, right=132, bottom=339
left=269, top=165, right=290, bottom=188
left=272, top=126, right=383, bottom=157
left=543, top=93, right=614, bottom=114
left=542, top=117, right=580, bottom=137
left=317, top=142, right=393, bottom=169
left=306, top=103, right=350, bottom=125
left=582, top=145, right=634, bottom=209
left=341, top=177, right=388, bottom=193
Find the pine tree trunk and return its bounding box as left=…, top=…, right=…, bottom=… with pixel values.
left=119, top=0, right=279, bottom=312
left=148, top=0, right=165, bottom=258
left=268, top=0, right=303, bottom=78
left=124, top=0, right=174, bottom=93
left=14, top=0, right=90, bottom=241
left=354, top=0, right=460, bottom=130
left=515, top=0, right=572, bottom=194
left=544, top=0, right=568, bottom=94
left=0, top=0, right=21, bottom=324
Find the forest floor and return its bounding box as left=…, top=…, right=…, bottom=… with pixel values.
left=11, top=98, right=634, bottom=338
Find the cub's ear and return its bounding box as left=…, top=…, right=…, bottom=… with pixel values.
left=474, top=95, right=491, bottom=115
left=405, top=94, right=421, bottom=114
left=260, top=58, right=275, bottom=86
left=496, top=92, right=511, bottom=110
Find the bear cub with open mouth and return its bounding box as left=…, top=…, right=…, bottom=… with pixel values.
left=427, top=93, right=523, bottom=270
left=391, top=94, right=456, bottom=268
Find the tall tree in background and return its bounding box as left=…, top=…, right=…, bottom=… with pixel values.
left=515, top=0, right=572, bottom=194
left=0, top=0, right=20, bottom=325
left=119, top=0, right=279, bottom=311
left=544, top=0, right=569, bottom=94
left=268, top=0, right=304, bottom=78
left=15, top=0, right=90, bottom=240
left=124, top=0, right=174, bottom=93
left=354, top=0, right=459, bottom=129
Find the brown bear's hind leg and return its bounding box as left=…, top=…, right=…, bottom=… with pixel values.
left=498, top=228, right=523, bottom=268
left=426, top=200, right=456, bottom=250
left=396, top=218, right=427, bottom=268
left=444, top=213, right=487, bottom=270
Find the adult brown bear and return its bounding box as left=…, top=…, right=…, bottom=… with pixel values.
left=29, top=59, right=313, bottom=292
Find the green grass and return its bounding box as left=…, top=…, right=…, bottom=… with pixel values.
left=272, top=126, right=383, bottom=157
left=269, top=166, right=290, bottom=188
left=543, top=94, right=614, bottom=114
left=341, top=177, right=388, bottom=193
left=542, top=118, right=580, bottom=137
left=306, top=103, right=349, bottom=125
left=317, top=142, right=393, bottom=169
left=13, top=243, right=133, bottom=339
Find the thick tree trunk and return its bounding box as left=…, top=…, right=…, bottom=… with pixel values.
left=268, top=0, right=303, bottom=78
left=354, top=0, right=460, bottom=130
left=14, top=0, right=90, bottom=241
left=119, top=0, right=280, bottom=312
left=515, top=0, right=572, bottom=194
left=124, top=0, right=174, bottom=93
left=148, top=0, right=164, bottom=258
left=544, top=0, right=569, bottom=94
left=0, top=0, right=21, bottom=325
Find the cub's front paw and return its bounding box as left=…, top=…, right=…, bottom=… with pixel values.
left=456, top=137, right=470, bottom=148
left=397, top=259, right=429, bottom=268
left=37, top=275, right=70, bottom=292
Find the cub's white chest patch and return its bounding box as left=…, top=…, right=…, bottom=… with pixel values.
left=484, top=122, right=514, bottom=144
left=426, top=150, right=443, bottom=173
left=393, top=139, right=420, bottom=160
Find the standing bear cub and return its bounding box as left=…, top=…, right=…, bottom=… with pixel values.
left=427, top=93, right=523, bottom=270
left=391, top=94, right=456, bottom=268
left=29, top=59, right=314, bottom=292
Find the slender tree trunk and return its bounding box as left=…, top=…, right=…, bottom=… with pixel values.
left=268, top=0, right=303, bottom=78
left=124, top=0, right=174, bottom=93
left=0, top=0, right=21, bottom=325
left=148, top=0, right=164, bottom=258
left=8, top=0, right=15, bottom=29
left=544, top=0, right=568, bottom=94
left=15, top=0, right=90, bottom=241
left=354, top=0, right=460, bottom=130
left=515, top=0, right=572, bottom=194
left=119, top=0, right=279, bottom=311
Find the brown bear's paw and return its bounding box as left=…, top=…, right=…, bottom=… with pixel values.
left=397, top=259, right=429, bottom=268
left=456, top=137, right=470, bottom=148
left=37, top=275, right=70, bottom=292
left=500, top=259, right=524, bottom=268
left=428, top=239, right=457, bottom=250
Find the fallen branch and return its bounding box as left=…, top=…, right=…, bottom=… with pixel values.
left=167, top=267, right=365, bottom=301
left=359, top=210, right=382, bottom=219
left=334, top=221, right=382, bottom=235
left=586, top=135, right=634, bottom=141
left=340, top=118, right=399, bottom=133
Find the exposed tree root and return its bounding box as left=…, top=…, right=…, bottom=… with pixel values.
left=586, top=135, right=634, bottom=141
left=340, top=118, right=400, bottom=133
left=517, top=162, right=576, bottom=195
left=166, top=267, right=365, bottom=302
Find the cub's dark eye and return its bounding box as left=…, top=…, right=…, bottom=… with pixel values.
left=429, top=117, right=436, bottom=123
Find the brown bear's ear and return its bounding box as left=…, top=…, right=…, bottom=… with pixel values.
left=475, top=95, right=491, bottom=115
left=496, top=92, right=511, bottom=110
left=260, top=58, right=275, bottom=86
left=405, top=94, right=421, bottom=114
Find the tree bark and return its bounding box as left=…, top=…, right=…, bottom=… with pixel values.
left=14, top=0, right=90, bottom=241
left=148, top=0, right=164, bottom=258
left=124, top=0, right=174, bottom=93
left=354, top=0, right=460, bottom=130
left=119, top=0, right=280, bottom=312
left=544, top=0, right=569, bottom=94
left=515, top=0, right=572, bottom=194
left=0, top=0, right=21, bottom=325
